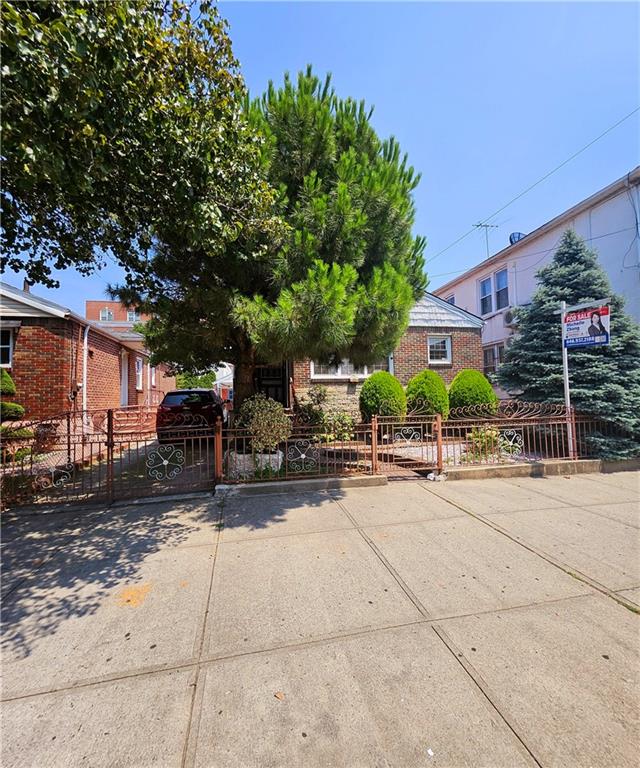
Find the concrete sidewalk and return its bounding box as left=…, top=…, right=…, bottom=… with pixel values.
left=1, top=472, right=638, bottom=767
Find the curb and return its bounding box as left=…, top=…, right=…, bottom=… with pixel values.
left=442, top=457, right=639, bottom=481
left=215, top=474, right=388, bottom=497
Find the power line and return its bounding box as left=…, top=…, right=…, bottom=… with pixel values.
left=428, top=226, right=637, bottom=281
left=426, top=106, right=640, bottom=265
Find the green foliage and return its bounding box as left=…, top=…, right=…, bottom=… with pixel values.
left=236, top=393, right=292, bottom=453
left=498, top=230, right=640, bottom=455
left=405, top=370, right=449, bottom=417
left=359, top=372, right=407, bottom=421
left=175, top=371, right=217, bottom=390
left=1, top=401, right=25, bottom=421
left=296, top=385, right=354, bottom=440
left=3, top=0, right=277, bottom=287
left=296, top=384, right=329, bottom=426
left=0, top=424, right=34, bottom=439
left=128, top=67, right=428, bottom=404
left=448, top=369, right=498, bottom=411
left=1, top=369, right=17, bottom=396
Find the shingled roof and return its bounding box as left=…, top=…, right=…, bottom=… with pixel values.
left=408, top=292, right=484, bottom=329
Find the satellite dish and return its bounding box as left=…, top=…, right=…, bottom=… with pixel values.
left=509, top=232, right=527, bottom=245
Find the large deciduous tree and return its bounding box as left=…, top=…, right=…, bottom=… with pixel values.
left=498, top=229, right=640, bottom=456
left=1, top=0, right=277, bottom=285
left=133, top=69, right=427, bottom=403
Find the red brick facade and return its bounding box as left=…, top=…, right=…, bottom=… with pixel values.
left=7, top=318, right=175, bottom=421
left=292, top=326, right=483, bottom=417
left=85, top=300, right=150, bottom=324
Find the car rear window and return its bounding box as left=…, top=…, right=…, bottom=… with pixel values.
left=162, top=392, right=214, bottom=405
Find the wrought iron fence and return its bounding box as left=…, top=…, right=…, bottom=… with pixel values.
left=1, top=402, right=633, bottom=506
left=0, top=405, right=218, bottom=508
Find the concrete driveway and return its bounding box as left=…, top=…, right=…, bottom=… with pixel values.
left=1, top=471, right=638, bottom=767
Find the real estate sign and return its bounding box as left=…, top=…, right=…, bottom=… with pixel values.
left=563, top=305, right=610, bottom=348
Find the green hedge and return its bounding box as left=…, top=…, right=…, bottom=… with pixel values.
left=405, top=370, right=449, bottom=418
left=448, top=369, right=498, bottom=410
left=1, top=401, right=25, bottom=421
left=359, top=371, right=406, bottom=421
left=1, top=369, right=16, bottom=397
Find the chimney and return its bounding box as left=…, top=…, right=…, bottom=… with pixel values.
left=23, top=279, right=31, bottom=293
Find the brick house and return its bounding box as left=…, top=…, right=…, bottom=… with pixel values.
left=290, top=292, right=484, bottom=416
left=0, top=282, right=175, bottom=421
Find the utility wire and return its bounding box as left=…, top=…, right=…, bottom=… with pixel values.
left=426, top=106, right=640, bottom=265
left=428, top=226, right=637, bottom=281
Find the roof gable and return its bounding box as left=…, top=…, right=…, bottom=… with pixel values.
left=409, top=292, right=483, bottom=329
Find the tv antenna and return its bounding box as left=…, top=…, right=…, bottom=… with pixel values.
left=474, top=223, right=499, bottom=259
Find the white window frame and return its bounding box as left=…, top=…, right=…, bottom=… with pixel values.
left=494, top=268, right=509, bottom=311
left=100, top=307, right=114, bottom=322
left=479, top=277, right=493, bottom=316
left=135, top=357, right=144, bottom=391
left=427, top=335, right=452, bottom=366
left=310, top=358, right=388, bottom=380
left=483, top=343, right=505, bottom=375
left=0, top=328, right=14, bottom=368
left=126, top=310, right=139, bottom=323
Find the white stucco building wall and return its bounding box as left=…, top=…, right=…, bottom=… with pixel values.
left=433, top=167, right=640, bottom=377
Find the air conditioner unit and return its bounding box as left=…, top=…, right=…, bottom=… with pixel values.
left=503, top=308, right=518, bottom=328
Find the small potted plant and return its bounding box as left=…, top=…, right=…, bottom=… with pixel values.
left=226, top=393, right=292, bottom=479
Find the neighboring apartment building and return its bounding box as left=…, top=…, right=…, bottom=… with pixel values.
left=290, top=293, right=484, bottom=416
left=433, top=167, right=640, bottom=380
left=0, top=283, right=175, bottom=421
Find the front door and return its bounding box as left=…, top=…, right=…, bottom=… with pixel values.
left=254, top=362, right=289, bottom=407
left=120, top=352, right=129, bottom=406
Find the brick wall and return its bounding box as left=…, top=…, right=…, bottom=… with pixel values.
left=8, top=318, right=177, bottom=420
left=291, top=326, right=483, bottom=417
left=9, top=319, right=73, bottom=419
left=392, top=327, right=483, bottom=385
left=85, top=300, right=150, bottom=323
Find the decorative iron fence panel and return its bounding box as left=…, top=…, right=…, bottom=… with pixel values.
left=0, top=406, right=218, bottom=509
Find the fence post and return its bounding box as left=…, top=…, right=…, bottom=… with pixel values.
left=106, top=408, right=115, bottom=504
left=568, top=406, right=578, bottom=459
left=435, top=413, right=443, bottom=474
left=370, top=415, right=378, bottom=475
left=214, top=417, right=223, bottom=483
left=66, top=411, right=72, bottom=464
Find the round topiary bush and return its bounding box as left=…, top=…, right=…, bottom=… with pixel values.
left=448, top=369, right=498, bottom=410
left=405, top=370, right=449, bottom=418
left=1, top=369, right=17, bottom=397
left=359, top=371, right=406, bottom=421
left=236, top=393, right=292, bottom=453
left=0, top=400, right=25, bottom=421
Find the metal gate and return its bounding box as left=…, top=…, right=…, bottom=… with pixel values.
left=373, top=415, right=440, bottom=476
left=0, top=407, right=219, bottom=508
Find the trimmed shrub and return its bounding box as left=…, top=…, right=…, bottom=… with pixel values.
left=1, top=369, right=16, bottom=396
left=359, top=371, right=406, bottom=421
left=448, top=369, right=498, bottom=410
left=1, top=401, right=25, bottom=421
left=236, top=393, right=292, bottom=453
left=405, top=370, right=449, bottom=418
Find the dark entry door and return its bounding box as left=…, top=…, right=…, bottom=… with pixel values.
left=254, top=362, right=289, bottom=407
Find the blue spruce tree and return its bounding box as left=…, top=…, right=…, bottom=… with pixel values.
left=498, top=229, right=640, bottom=457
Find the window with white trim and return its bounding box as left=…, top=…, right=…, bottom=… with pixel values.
left=427, top=335, right=452, bottom=365
left=310, top=358, right=387, bottom=379
left=100, top=307, right=114, bottom=321
left=479, top=277, right=492, bottom=315
left=0, top=329, right=13, bottom=367
left=126, top=310, right=140, bottom=322
left=495, top=268, right=509, bottom=310
left=150, top=366, right=156, bottom=387
left=135, top=357, right=144, bottom=390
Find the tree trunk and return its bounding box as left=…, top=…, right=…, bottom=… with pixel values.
left=234, top=344, right=256, bottom=409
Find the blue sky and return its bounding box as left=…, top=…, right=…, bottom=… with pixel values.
left=7, top=1, right=639, bottom=312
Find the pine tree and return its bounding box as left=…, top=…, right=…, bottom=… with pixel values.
left=125, top=68, right=427, bottom=404
left=498, top=229, right=640, bottom=456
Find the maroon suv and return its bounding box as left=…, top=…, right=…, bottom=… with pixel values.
left=156, top=389, right=227, bottom=442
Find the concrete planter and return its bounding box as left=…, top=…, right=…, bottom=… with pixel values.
left=225, top=449, right=284, bottom=480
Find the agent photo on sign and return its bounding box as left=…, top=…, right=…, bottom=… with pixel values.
left=588, top=311, right=608, bottom=341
